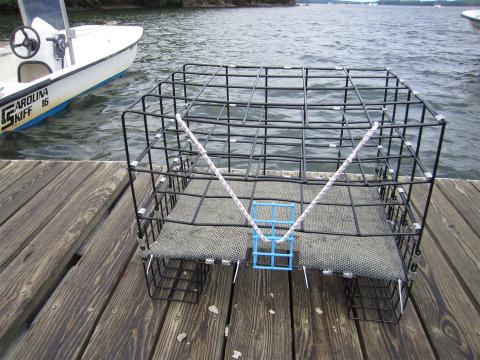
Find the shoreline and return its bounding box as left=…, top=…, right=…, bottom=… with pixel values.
left=1, top=1, right=477, bottom=14
left=0, top=0, right=296, bottom=14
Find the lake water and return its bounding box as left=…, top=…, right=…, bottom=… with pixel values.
left=0, top=5, right=479, bottom=179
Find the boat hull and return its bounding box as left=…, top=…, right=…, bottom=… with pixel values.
left=462, top=10, right=480, bottom=30
left=469, top=20, right=480, bottom=29
left=0, top=43, right=137, bottom=133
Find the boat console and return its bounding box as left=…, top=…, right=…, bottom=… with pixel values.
left=0, top=0, right=142, bottom=133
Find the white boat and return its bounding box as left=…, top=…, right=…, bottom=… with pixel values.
left=0, top=0, right=143, bottom=134
left=462, top=10, right=480, bottom=29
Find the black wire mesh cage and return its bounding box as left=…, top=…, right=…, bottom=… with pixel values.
left=122, top=63, right=446, bottom=323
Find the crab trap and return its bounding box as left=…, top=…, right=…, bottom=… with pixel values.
left=122, top=63, right=445, bottom=323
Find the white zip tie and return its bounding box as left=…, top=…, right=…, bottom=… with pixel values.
left=146, top=254, right=154, bottom=276
left=233, top=260, right=240, bottom=283
left=175, top=113, right=379, bottom=244
left=303, top=266, right=309, bottom=289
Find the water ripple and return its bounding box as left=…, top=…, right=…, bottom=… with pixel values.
left=0, top=5, right=479, bottom=179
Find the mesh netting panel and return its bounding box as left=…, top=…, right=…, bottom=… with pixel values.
left=145, top=179, right=406, bottom=280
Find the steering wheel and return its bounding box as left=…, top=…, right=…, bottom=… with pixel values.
left=9, top=26, right=41, bottom=59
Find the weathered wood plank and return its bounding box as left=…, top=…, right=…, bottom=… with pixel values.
left=468, top=180, right=480, bottom=193
left=0, top=163, right=127, bottom=355
left=339, top=176, right=433, bottom=357
left=10, top=174, right=150, bottom=360
left=412, top=184, right=480, bottom=305
left=437, top=179, right=480, bottom=237
left=0, top=160, right=11, bottom=171
left=291, top=269, right=363, bottom=360
left=152, top=265, right=233, bottom=360
left=411, top=225, right=480, bottom=359
left=0, top=162, right=99, bottom=273
left=1, top=164, right=478, bottom=359
left=0, top=160, right=39, bottom=194
left=82, top=172, right=200, bottom=360
left=81, top=253, right=170, bottom=360
left=224, top=264, right=292, bottom=360
left=358, top=297, right=435, bottom=359
left=0, top=161, right=68, bottom=226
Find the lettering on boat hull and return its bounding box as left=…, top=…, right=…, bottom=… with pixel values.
left=1, top=88, right=49, bottom=131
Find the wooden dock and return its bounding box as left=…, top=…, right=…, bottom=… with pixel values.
left=0, top=159, right=479, bottom=359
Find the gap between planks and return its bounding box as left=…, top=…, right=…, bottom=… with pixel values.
left=0, top=162, right=128, bottom=355
left=9, top=173, right=150, bottom=360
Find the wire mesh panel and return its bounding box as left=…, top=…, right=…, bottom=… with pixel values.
left=122, top=63, right=445, bottom=322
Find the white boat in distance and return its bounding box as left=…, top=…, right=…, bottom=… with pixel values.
left=462, top=9, right=480, bottom=29
left=0, top=0, right=142, bottom=133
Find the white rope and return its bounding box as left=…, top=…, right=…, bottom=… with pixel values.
left=175, top=113, right=270, bottom=243
left=175, top=113, right=379, bottom=244
left=277, top=121, right=379, bottom=243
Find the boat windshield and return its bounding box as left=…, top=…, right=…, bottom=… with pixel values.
left=19, top=0, right=66, bottom=30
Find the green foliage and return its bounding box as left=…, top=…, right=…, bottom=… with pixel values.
left=0, top=0, right=18, bottom=13
left=65, top=0, right=101, bottom=7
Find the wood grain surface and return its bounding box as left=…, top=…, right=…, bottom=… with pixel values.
left=0, top=163, right=479, bottom=360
